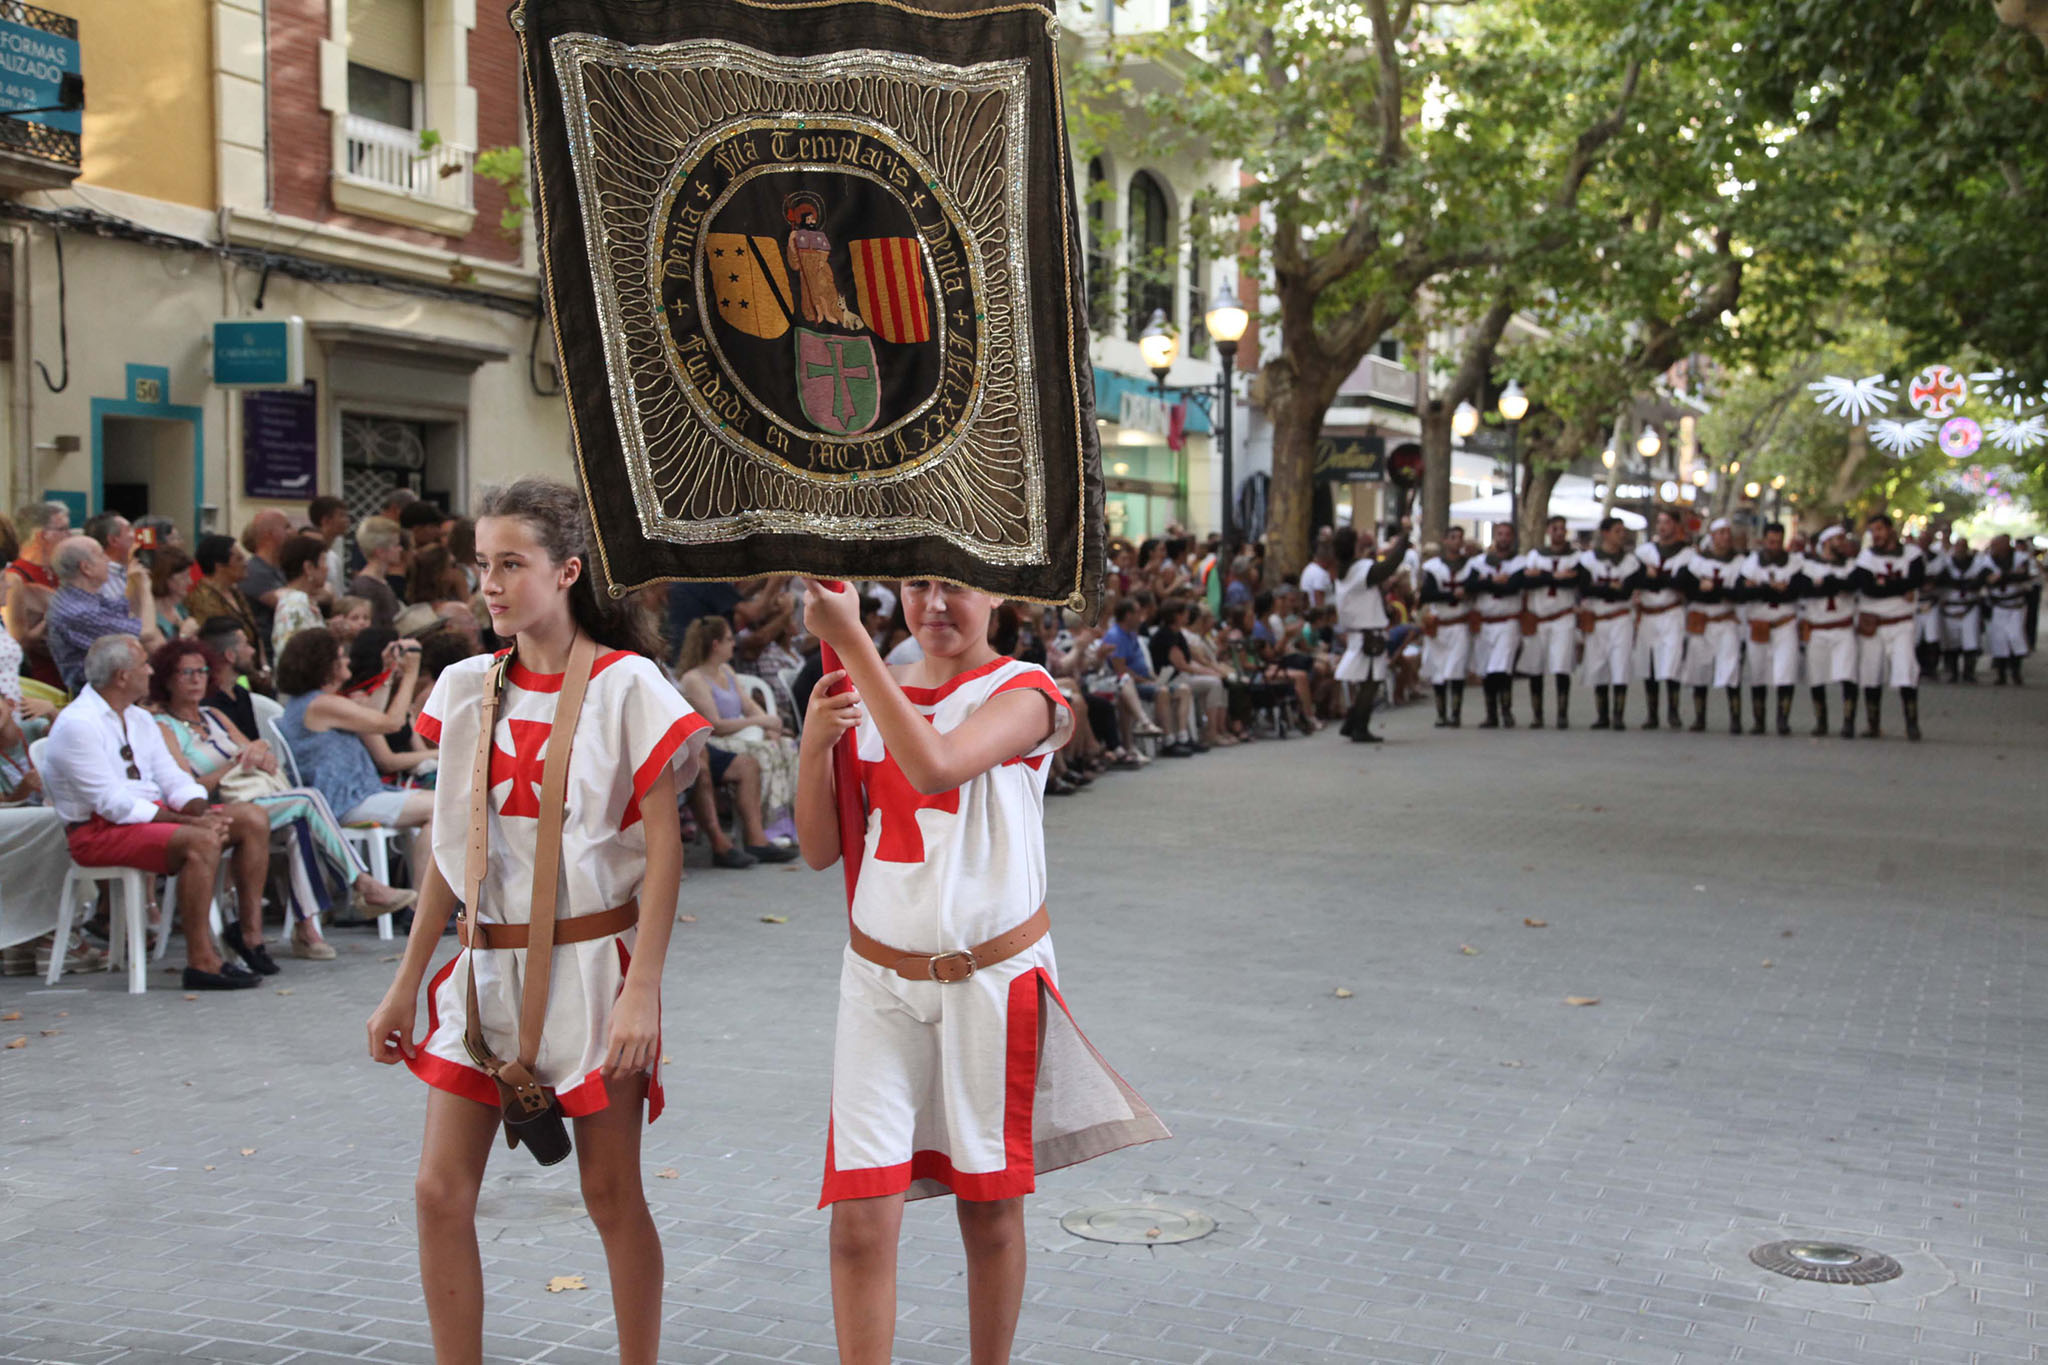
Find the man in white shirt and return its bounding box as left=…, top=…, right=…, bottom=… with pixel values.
left=39, top=634, right=275, bottom=990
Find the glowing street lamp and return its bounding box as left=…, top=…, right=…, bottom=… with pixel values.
left=1138, top=309, right=1178, bottom=381
left=1744, top=480, right=1763, bottom=499
left=1452, top=400, right=1480, bottom=438
left=1203, top=281, right=1249, bottom=545
left=1497, top=381, right=1530, bottom=532
left=1637, top=427, right=1662, bottom=459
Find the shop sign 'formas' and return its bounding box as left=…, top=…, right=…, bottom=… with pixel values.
left=514, top=0, right=1104, bottom=609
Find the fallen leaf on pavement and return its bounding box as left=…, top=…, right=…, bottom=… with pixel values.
left=759, top=915, right=788, bottom=924
left=677, top=915, right=696, bottom=924
left=203, top=1165, right=216, bottom=1171
left=1332, top=987, right=1354, bottom=999
left=1523, top=918, right=1548, bottom=928
left=1761, top=960, right=1774, bottom=968
left=656, top=1168, right=679, bottom=1180
left=0, top=1011, right=20, bottom=1022
left=1564, top=996, right=1600, bottom=1007
left=56, top=1011, right=66, bottom=1017
left=545, top=1275, right=587, bottom=1293
left=1499, top=1060, right=1524, bottom=1068
left=4, top=1036, right=24, bottom=1049
left=1145, top=1227, right=1162, bottom=1238
left=40, top=1029, right=59, bottom=1037
left=1459, top=944, right=1480, bottom=955
left=240, top=1148, right=256, bottom=1156
left=182, top=994, right=198, bottom=1001
left=1693, top=885, right=1706, bottom=892
left=274, top=988, right=293, bottom=996
left=660, top=1054, right=672, bottom=1064
left=1590, top=805, right=1606, bottom=813
left=1781, top=929, right=1795, bottom=938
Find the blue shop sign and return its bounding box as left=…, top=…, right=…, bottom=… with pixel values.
left=0, top=14, right=79, bottom=135
left=1093, top=367, right=1211, bottom=435
left=214, top=317, right=306, bottom=389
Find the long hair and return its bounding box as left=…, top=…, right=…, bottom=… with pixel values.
left=473, top=478, right=664, bottom=659
left=675, top=615, right=731, bottom=674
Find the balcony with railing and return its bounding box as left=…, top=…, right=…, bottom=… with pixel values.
left=331, top=114, right=477, bottom=237
left=1340, top=353, right=1419, bottom=410
left=0, top=1, right=82, bottom=192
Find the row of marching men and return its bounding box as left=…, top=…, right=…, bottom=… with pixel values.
left=1912, top=528, right=2040, bottom=684
left=1410, top=510, right=2039, bottom=742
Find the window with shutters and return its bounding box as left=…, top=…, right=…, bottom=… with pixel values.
left=329, top=0, right=476, bottom=229
left=1125, top=171, right=1174, bottom=344
left=1086, top=157, right=1112, bottom=336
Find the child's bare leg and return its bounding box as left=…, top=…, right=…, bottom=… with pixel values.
left=414, top=1090, right=501, bottom=1365
left=831, top=1193, right=906, bottom=1365
left=957, top=1196, right=1026, bottom=1364
left=574, top=1075, right=662, bottom=1365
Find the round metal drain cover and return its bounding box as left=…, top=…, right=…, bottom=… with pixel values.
left=1061, top=1204, right=1216, bottom=1246
left=1749, top=1240, right=1903, bottom=1285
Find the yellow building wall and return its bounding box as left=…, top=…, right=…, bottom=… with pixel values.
left=70, top=0, right=215, bottom=209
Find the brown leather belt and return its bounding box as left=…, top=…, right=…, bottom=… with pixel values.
left=459, top=900, right=638, bottom=950
left=1808, top=619, right=1852, bottom=631
left=1638, top=601, right=1683, bottom=616
left=1531, top=607, right=1576, bottom=624
left=850, top=904, right=1049, bottom=984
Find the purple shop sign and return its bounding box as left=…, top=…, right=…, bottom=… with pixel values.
left=243, top=381, right=319, bottom=500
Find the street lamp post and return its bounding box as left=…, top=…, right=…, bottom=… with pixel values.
left=1497, top=380, right=1529, bottom=536
left=1140, top=283, right=1250, bottom=546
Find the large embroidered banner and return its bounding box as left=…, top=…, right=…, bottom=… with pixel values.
left=513, top=0, right=1104, bottom=609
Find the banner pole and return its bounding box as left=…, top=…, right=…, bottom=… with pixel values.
left=816, top=584, right=865, bottom=909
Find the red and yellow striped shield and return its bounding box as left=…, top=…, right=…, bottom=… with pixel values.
left=850, top=237, right=931, bottom=345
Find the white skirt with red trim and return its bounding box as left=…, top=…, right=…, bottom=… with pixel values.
left=407, top=936, right=664, bottom=1123
left=820, top=937, right=1168, bottom=1206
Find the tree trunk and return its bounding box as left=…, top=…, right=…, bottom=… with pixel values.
left=1822, top=423, right=1870, bottom=515
left=1263, top=394, right=1327, bottom=584
left=1420, top=401, right=1454, bottom=547
left=1519, top=462, right=1564, bottom=549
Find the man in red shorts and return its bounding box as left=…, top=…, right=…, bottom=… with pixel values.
left=39, top=634, right=276, bottom=990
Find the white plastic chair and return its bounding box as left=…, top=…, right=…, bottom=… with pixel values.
left=735, top=672, right=779, bottom=723
left=774, top=663, right=808, bottom=736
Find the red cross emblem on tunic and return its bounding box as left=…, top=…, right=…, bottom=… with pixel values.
left=1909, top=366, right=1965, bottom=418
left=859, top=749, right=959, bottom=863
left=489, top=718, right=552, bottom=819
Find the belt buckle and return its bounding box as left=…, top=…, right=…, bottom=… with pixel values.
left=926, top=949, right=977, bottom=983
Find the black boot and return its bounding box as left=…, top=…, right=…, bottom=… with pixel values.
left=1641, top=680, right=1661, bottom=730
left=1863, top=686, right=1882, bottom=737
left=1667, top=680, right=1682, bottom=728
left=1450, top=680, right=1466, bottom=726
left=1920, top=640, right=1941, bottom=676
left=1500, top=678, right=1518, bottom=728
left=2015, top=660, right=2027, bottom=686
left=1944, top=650, right=1960, bottom=683
left=1776, top=685, right=1794, bottom=736
left=1611, top=685, right=1626, bottom=731
left=1749, top=685, right=1768, bottom=735
left=1963, top=652, right=1979, bottom=682
left=1727, top=687, right=1745, bottom=735
left=1590, top=685, right=1612, bottom=730
left=1994, top=658, right=2010, bottom=685
left=1902, top=686, right=1922, bottom=741
left=1690, top=686, right=1708, bottom=732
left=1479, top=675, right=1501, bottom=729
left=1554, top=676, right=1571, bottom=729
left=1526, top=677, right=1545, bottom=729
left=1433, top=683, right=1449, bottom=728
left=1811, top=686, right=1829, bottom=737
left=1840, top=682, right=1858, bottom=739
left=1348, top=684, right=1382, bottom=743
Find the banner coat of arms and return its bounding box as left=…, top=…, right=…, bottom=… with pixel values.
left=512, top=0, right=1104, bottom=610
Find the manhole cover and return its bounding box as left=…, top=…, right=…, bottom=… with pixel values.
left=1060, top=1204, right=1216, bottom=1246
left=1749, top=1240, right=1904, bottom=1285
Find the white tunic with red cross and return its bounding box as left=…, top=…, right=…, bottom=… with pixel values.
left=822, top=656, right=1169, bottom=1206
left=407, top=649, right=709, bottom=1122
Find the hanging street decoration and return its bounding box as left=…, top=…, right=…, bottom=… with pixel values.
left=1986, top=414, right=2048, bottom=455
left=1807, top=373, right=1897, bottom=421
left=1938, top=416, right=1983, bottom=458
left=1907, top=365, right=1969, bottom=418
left=1868, top=417, right=1936, bottom=456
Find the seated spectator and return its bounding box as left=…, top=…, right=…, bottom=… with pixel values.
left=198, top=615, right=264, bottom=740
left=1150, top=599, right=1233, bottom=748
left=331, top=595, right=373, bottom=649
left=0, top=526, right=56, bottom=735
left=39, top=634, right=276, bottom=989
left=1104, top=597, right=1197, bottom=756
left=675, top=616, right=800, bottom=861
left=5, top=500, right=66, bottom=689
left=0, top=689, right=38, bottom=804
left=348, top=516, right=407, bottom=628
left=272, top=629, right=434, bottom=868
left=271, top=533, right=330, bottom=659
left=84, top=512, right=152, bottom=615
left=1250, top=590, right=1317, bottom=731
left=150, top=638, right=416, bottom=955
left=150, top=546, right=198, bottom=641
left=240, top=509, right=293, bottom=647
left=47, top=535, right=159, bottom=692
left=187, top=534, right=267, bottom=671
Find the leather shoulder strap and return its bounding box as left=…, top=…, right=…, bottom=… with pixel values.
left=515, top=633, right=598, bottom=1073
left=463, top=652, right=511, bottom=1069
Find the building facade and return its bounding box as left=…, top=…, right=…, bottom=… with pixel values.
left=1, top=0, right=565, bottom=539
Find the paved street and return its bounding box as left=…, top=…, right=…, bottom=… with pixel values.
left=2, top=680, right=2044, bottom=1365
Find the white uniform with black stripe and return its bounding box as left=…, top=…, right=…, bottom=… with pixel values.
left=1632, top=540, right=1691, bottom=681
left=1462, top=553, right=1526, bottom=675
left=1516, top=545, right=1582, bottom=677
left=1417, top=554, right=1474, bottom=684
left=1738, top=551, right=1803, bottom=687
left=1916, top=545, right=1944, bottom=647
left=1678, top=549, right=1745, bottom=688
left=1852, top=542, right=1926, bottom=688
left=1796, top=553, right=1859, bottom=685
left=1981, top=551, right=2036, bottom=660
left=1576, top=549, right=1641, bottom=686
left=1938, top=551, right=1987, bottom=653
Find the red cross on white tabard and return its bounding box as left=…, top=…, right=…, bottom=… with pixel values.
left=858, top=748, right=960, bottom=863
left=489, top=718, right=553, bottom=820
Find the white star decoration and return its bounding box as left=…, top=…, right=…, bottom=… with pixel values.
left=1968, top=369, right=2045, bottom=415
left=1868, top=417, right=1936, bottom=455
left=1808, top=373, right=1897, bottom=422
left=1986, top=415, right=2048, bottom=455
